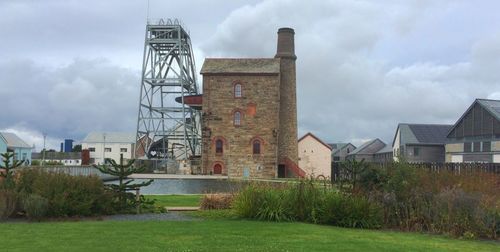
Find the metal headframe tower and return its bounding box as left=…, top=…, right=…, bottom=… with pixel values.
left=135, top=18, right=201, bottom=165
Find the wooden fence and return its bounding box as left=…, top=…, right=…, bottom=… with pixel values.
left=331, top=162, right=500, bottom=183
left=30, top=165, right=117, bottom=181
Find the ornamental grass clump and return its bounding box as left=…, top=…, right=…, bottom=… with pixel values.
left=200, top=193, right=234, bottom=210
left=23, top=194, right=49, bottom=221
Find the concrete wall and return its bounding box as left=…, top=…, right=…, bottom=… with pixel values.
left=82, top=142, right=134, bottom=164
left=201, top=74, right=280, bottom=178
left=298, top=135, right=332, bottom=178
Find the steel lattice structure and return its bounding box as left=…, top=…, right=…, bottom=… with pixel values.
left=135, top=19, right=201, bottom=165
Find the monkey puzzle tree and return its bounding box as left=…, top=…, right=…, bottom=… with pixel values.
left=93, top=154, right=153, bottom=211
left=0, top=152, right=25, bottom=189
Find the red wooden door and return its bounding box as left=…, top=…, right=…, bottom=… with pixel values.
left=213, top=164, right=222, bottom=174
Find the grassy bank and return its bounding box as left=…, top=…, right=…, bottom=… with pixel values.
left=0, top=220, right=498, bottom=251
left=146, top=194, right=202, bottom=207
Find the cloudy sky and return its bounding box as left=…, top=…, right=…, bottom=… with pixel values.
left=1, top=0, right=500, bottom=150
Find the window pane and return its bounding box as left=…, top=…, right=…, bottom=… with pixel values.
left=473, top=142, right=481, bottom=152
left=414, top=147, right=419, bottom=156
left=253, top=140, right=261, bottom=154
left=464, top=142, right=472, bottom=153
left=234, top=112, right=241, bottom=125
left=482, top=142, right=491, bottom=152
left=216, top=140, right=223, bottom=154
left=234, top=84, right=242, bottom=97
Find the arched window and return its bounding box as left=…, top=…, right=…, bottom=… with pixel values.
left=234, top=83, right=242, bottom=98
left=215, top=139, right=223, bottom=154
left=252, top=139, right=261, bottom=154
left=234, top=111, right=241, bottom=126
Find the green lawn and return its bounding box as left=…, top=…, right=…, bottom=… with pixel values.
left=146, top=194, right=202, bottom=207
left=0, top=219, right=498, bottom=251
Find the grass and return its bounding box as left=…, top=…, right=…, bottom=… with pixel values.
left=146, top=194, right=202, bottom=207
left=0, top=219, right=498, bottom=251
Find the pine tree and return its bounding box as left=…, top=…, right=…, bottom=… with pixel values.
left=0, top=152, right=24, bottom=189
left=93, top=154, right=153, bottom=211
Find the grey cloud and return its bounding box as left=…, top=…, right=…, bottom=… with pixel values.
left=0, top=58, right=140, bottom=144
left=201, top=0, right=500, bottom=145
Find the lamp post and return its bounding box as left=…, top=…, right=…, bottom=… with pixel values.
left=102, top=133, right=106, bottom=165
left=42, top=133, right=47, bottom=166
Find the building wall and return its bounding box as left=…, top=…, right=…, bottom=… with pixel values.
left=12, top=147, right=32, bottom=166
left=405, top=144, right=445, bottom=163
left=201, top=74, right=280, bottom=178
left=493, top=141, right=500, bottom=151
left=298, top=136, right=331, bottom=178
left=0, top=137, right=6, bottom=166
left=82, top=142, right=134, bottom=164
left=393, top=128, right=401, bottom=161
left=332, top=144, right=356, bottom=162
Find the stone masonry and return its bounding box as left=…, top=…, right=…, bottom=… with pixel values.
left=200, top=28, right=300, bottom=179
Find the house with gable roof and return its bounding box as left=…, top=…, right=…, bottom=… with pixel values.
left=0, top=132, right=32, bottom=166
left=298, top=132, right=333, bottom=178
left=392, top=123, right=453, bottom=163
left=446, top=99, right=500, bottom=163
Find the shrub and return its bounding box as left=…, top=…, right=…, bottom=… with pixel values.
left=285, top=180, right=326, bottom=223
left=0, top=190, right=17, bottom=220
left=321, top=192, right=382, bottom=229
left=233, top=181, right=381, bottom=227
left=23, top=194, right=49, bottom=221
left=200, top=194, right=233, bottom=210
left=232, top=184, right=265, bottom=218
left=256, top=189, right=291, bottom=222
left=16, top=169, right=114, bottom=217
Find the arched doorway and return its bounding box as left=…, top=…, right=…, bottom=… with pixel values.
left=213, top=163, right=222, bottom=175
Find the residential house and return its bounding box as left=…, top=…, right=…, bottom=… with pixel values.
left=373, top=145, right=393, bottom=164
left=0, top=134, right=7, bottom=166
left=346, top=139, right=386, bottom=162
left=329, top=143, right=356, bottom=162
left=0, top=132, right=32, bottom=166
left=446, top=99, right=500, bottom=163
left=298, top=133, right=333, bottom=178
left=392, top=123, right=452, bottom=163
left=81, top=132, right=136, bottom=165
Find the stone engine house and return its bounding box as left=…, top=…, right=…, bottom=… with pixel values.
left=198, top=28, right=301, bottom=178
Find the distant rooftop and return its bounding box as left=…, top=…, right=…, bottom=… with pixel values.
left=82, top=132, right=136, bottom=144
left=394, top=123, right=453, bottom=146
left=0, top=132, right=31, bottom=149
left=476, top=99, right=500, bottom=121
left=201, top=58, right=280, bottom=75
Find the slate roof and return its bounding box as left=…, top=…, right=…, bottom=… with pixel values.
left=200, top=58, right=280, bottom=74
left=375, top=145, right=393, bottom=154
left=393, top=124, right=453, bottom=146
left=0, top=132, right=31, bottom=148
left=329, top=143, right=356, bottom=155
left=477, top=99, right=500, bottom=121
left=82, top=132, right=136, bottom=144
left=348, top=139, right=385, bottom=155
left=328, top=143, right=347, bottom=150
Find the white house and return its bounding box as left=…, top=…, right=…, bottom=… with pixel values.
left=298, top=132, right=333, bottom=178
left=81, top=132, right=136, bottom=165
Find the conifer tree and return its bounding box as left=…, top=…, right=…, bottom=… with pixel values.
left=0, top=152, right=24, bottom=189
left=93, top=154, right=153, bottom=211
